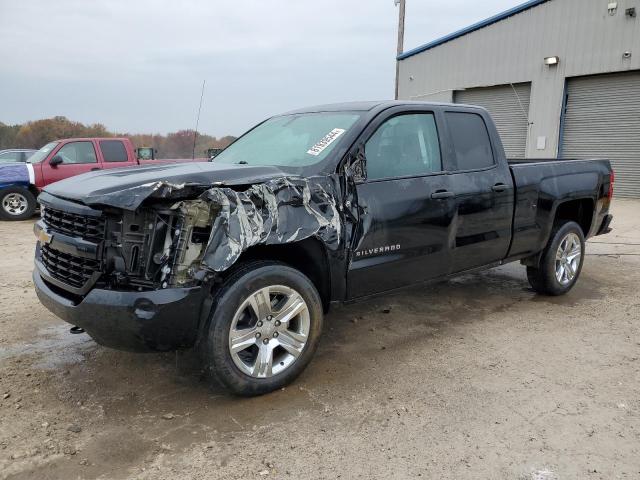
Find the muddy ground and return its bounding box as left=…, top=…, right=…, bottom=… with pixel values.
left=1, top=200, right=639, bottom=480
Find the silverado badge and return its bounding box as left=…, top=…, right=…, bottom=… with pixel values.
left=355, top=244, right=401, bottom=258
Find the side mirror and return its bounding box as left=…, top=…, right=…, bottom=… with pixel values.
left=347, top=143, right=367, bottom=183
left=49, top=155, right=63, bottom=167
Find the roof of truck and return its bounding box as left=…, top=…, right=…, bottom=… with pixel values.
left=284, top=100, right=461, bottom=114
left=51, top=137, right=131, bottom=142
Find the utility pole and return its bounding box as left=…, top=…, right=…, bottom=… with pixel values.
left=192, top=80, right=206, bottom=159
left=394, top=0, right=406, bottom=100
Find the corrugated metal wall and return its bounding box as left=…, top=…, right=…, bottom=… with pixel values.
left=561, top=71, right=640, bottom=197
left=454, top=83, right=531, bottom=158
left=398, top=0, right=640, bottom=159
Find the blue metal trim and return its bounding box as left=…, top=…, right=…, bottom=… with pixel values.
left=397, top=0, right=549, bottom=60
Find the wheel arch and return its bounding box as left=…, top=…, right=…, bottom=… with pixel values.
left=220, top=237, right=333, bottom=313
left=551, top=197, right=595, bottom=238
left=522, top=197, right=594, bottom=268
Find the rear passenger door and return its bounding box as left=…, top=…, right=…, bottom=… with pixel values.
left=444, top=110, right=514, bottom=273
left=347, top=109, right=457, bottom=298
left=98, top=140, right=134, bottom=169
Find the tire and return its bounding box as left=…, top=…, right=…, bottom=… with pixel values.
left=527, top=221, right=585, bottom=296
left=201, top=261, right=323, bottom=396
left=0, top=187, right=37, bottom=221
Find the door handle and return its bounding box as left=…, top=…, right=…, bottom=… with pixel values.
left=91, top=168, right=100, bottom=171
left=492, top=183, right=508, bottom=192
left=430, top=190, right=454, bottom=199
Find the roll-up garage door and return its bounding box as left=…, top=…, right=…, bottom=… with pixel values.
left=561, top=71, right=640, bottom=198
left=454, top=82, right=531, bottom=159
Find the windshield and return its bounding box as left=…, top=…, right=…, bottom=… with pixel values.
left=214, top=112, right=361, bottom=168
left=27, top=142, right=58, bottom=164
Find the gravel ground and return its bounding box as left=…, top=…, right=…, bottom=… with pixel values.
left=0, top=200, right=638, bottom=480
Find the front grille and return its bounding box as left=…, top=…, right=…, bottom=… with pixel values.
left=42, top=207, right=105, bottom=242
left=41, top=244, right=101, bottom=290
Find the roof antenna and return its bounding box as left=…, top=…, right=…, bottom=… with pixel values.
left=192, top=80, right=206, bottom=159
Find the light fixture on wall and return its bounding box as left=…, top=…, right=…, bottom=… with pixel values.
left=544, top=56, right=560, bottom=66
left=608, top=2, right=618, bottom=15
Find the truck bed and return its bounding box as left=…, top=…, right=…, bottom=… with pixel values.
left=507, top=157, right=613, bottom=259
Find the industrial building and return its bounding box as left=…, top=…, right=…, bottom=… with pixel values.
left=397, top=0, right=640, bottom=197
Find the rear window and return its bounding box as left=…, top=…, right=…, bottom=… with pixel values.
left=446, top=112, right=495, bottom=170
left=100, top=140, right=128, bottom=163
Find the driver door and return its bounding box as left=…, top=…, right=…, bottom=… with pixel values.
left=41, top=141, right=102, bottom=186
left=347, top=110, right=457, bottom=299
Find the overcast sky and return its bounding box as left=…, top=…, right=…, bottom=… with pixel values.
left=0, top=0, right=519, bottom=137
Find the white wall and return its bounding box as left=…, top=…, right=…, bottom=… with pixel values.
left=398, top=0, right=640, bottom=157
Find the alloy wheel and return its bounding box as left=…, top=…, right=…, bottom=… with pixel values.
left=555, top=232, right=582, bottom=285
left=228, top=285, right=310, bottom=378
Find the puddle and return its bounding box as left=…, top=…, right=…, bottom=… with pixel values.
left=0, top=323, right=95, bottom=369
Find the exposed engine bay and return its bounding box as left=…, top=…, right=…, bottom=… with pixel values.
left=102, top=200, right=216, bottom=290
left=41, top=174, right=344, bottom=294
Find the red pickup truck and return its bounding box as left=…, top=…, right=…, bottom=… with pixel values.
left=0, top=138, right=206, bottom=220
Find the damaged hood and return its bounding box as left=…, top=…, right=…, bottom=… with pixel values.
left=44, top=162, right=288, bottom=209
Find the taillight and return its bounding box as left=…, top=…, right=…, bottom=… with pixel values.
left=608, top=170, right=614, bottom=199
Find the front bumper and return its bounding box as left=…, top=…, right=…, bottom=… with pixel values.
left=33, top=267, right=206, bottom=352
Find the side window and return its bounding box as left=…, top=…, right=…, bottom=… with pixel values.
left=365, top=113, right=442, bottom=180
left=0, top=151, right=21, bottom=163
left=55, top=142, right=97, bottom=164
left=446, top=112, right=494, bottom=170
left=100, top=140, right=128, bottom=162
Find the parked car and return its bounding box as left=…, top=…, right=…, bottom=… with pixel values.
left=135, top=147, right=157, bottom=160
left=0, top=138, right=205, bottom=220
left=0, top=149, right=37, bottom=163
left=33, top=101, right=614, bottom=396
left=206, top=147, right=224, bottom=159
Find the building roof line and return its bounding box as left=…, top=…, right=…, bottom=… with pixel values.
left=397, top=0, right=549, bottom=61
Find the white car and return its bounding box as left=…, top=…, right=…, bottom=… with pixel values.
left=0, top=149, right=37, bottom=164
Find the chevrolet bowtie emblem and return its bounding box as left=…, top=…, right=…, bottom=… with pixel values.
left=38, top=229, right=52, bottom=245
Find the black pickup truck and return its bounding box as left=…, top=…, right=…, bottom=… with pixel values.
left=33, top=101, right=614, bottom=395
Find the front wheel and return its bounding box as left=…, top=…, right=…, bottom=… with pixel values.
left=201, top=261, right=323, bottom=396
left=527, top=221, right=585, bottom=296
left=0, top=187, right=37, bottom=221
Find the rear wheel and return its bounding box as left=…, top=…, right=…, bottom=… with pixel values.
left=201, top=261, right=323, bottom=396
left=527, top=221, right=585, bottom=296
left=0, top=187, right=36, bottom=221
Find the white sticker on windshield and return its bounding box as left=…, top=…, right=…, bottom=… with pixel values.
left=306, top=128, right=346, bottom=156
